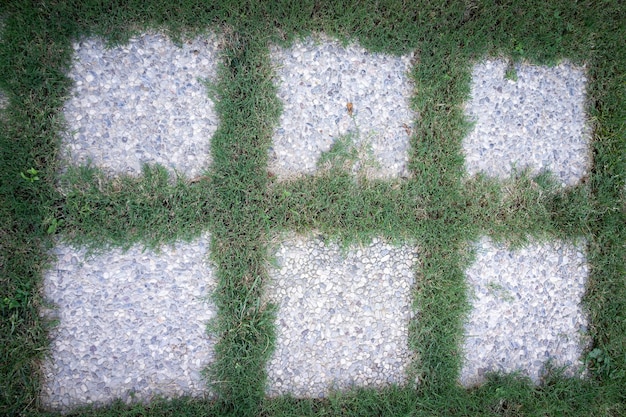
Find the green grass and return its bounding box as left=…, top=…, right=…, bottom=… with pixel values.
left=60, top=164, right=213, bottom=252
left=1, top=0, right=624, bottom=416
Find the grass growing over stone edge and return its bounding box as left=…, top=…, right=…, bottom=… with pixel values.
left=1, top=1, right=624, bottom=416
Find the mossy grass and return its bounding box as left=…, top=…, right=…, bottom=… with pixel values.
left=1, top=0, right=624, bottom=416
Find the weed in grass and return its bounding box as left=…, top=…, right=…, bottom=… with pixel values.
left=43, top=217, right=63, bottom=235
left=20, top=168, right=40, bottom=183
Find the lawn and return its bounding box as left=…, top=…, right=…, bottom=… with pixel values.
left=1, top=1, right=624, bottom=416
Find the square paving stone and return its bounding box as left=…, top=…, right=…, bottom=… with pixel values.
left=40, top=233, right=216, bottom=411
left=266, top=234, right=417, bottom=397
left=463, top=59, right=591, bottom=187
left=61, top=32, right=220, bottom=179
left=461, top=236, right=590, bottom=386
left=269, top=35, right=415, bottom=180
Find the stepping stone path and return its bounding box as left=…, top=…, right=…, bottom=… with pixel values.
left=41, top=31, right=592, bottom=411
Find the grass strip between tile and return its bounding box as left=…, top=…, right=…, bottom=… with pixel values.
left=204, top=33, right=281, bottom=417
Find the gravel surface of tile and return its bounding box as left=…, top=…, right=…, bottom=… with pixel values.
left=463, top=59, right=591, bottom=187
left=269, top=34, right=414, bottom=180
left=40, top=234, right=216, bottom=412
left=461, top=236, right=590, bottom=386
left=60, top=32, right=220, bottom=179
left=266, top=234, right=417, bottom=397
